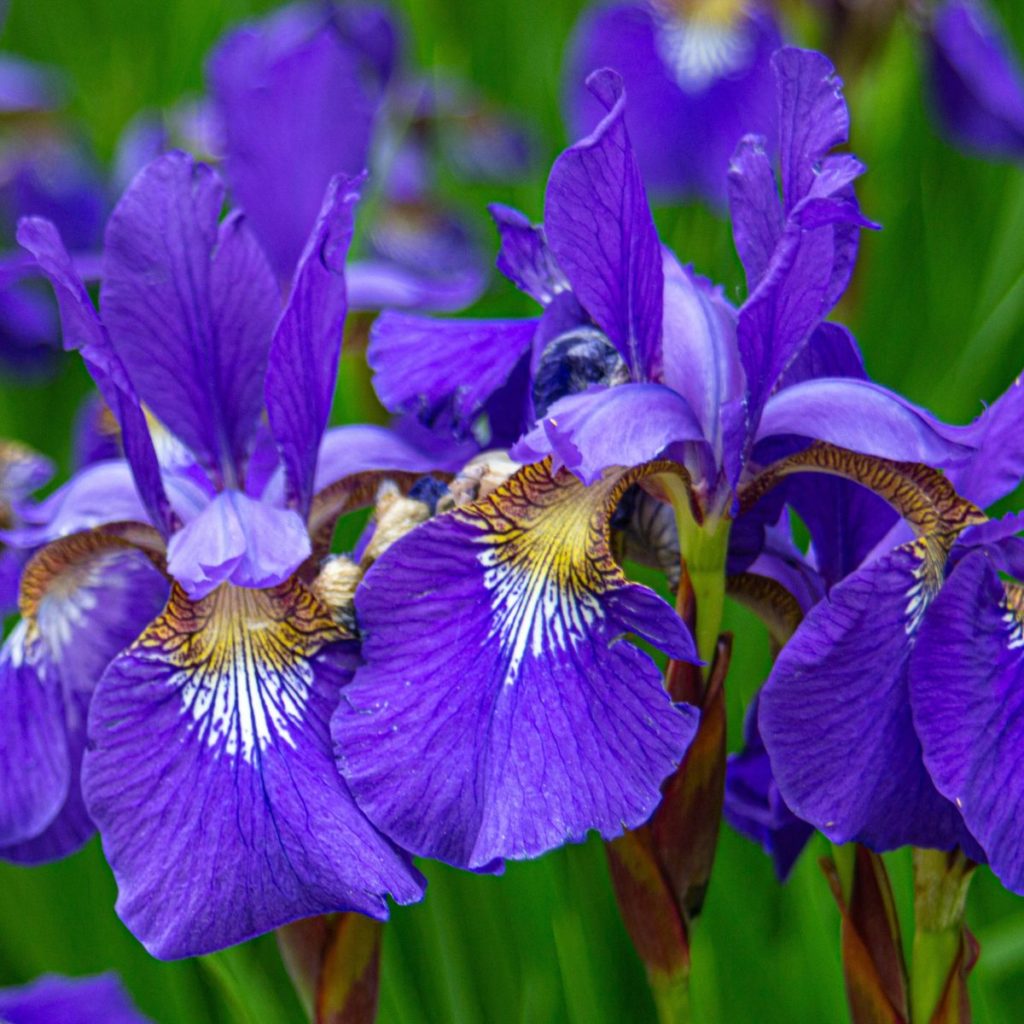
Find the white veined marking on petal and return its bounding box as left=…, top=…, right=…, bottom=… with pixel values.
left=654, top=12, right=754, bottom=93
left=5, top=619, right=29, bottom=669
left=35, top=550, right=120, bottom=659
left=1002, top=603, right=1024, bottom=650
left=904, top=559, right=932, bottom=636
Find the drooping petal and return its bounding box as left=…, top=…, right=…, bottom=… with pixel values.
left=334, top=459, right=699, bottom=869
left=759, top=541, right=973, bottom=851
left=165, top=490, right=310, bottom=600
left=368, top=312, right=538, bottom=432
left=488, top=203, right=568, bottom=304
left=565, top=3, right=780, bottom=205
left=209, top=2, right=392, bottom=277
left=16, top=218, right=174, bottom=535
left=724, top=695, right=814, bottom=882
left=757, top=377, right=977, bottom=466
left=511, top=382, right=706, bottom=485
left=0, top=972, right=153, bottom=1024
left=0, top=622, right=70, bottom=847
left=926, top=0, right=1024, bottom=160
left=83, top=581, right=423, bottom=958
left=910, top=551, right=1024, bottom=892
left=545, top=68, right=663, bottom=380
left=1, top=532, right=167, bottom=861
left=101, top=152, right=280, bottom=483
left=265, top=173, right=361, bottom=517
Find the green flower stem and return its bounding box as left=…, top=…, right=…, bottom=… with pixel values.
left=651, top=972, right=692, bottom=1024
left=910, top=849, right=975, bottom=1023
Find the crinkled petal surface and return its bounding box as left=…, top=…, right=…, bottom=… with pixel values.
left=166, top=490, right=310, bottom=600
left=911, top=551, right=1024, bottom=891
left=83, top=581, right=423, bottom=959
left=0, top=972, right=153, bottom=1024
left=545, top=69, right=663, bottom=380
left=512, top=382, right=705, bottom=485
left=101, top=152, right=279, bottom=482
left=334, top=460, right=699, bottom=869
left=759, top=541, right=971, bottom=851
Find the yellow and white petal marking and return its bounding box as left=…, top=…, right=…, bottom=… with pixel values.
left=138, top=581, right=347, bottom=764
left=651, top=0, right=755, bottom=91
left=454, top=458, right=682, bottom=683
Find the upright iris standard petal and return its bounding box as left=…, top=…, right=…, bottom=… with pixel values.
left=265, top=173, right=360, bottom=517
left=927, top=0, right=1024, bottom=160
left=16, top=218, right=174, bottom=536
left=545, top=69, right=664, bottom=381
left=512, top=383, right=706, bottom=485
left=488, top=203, right=568, bottom=304
left=101, top=152, right=280, bottom=483
left=565, top=2, right=780, bottom=205
left=369, top=313, right=539, bottom=432
left=209, top=2, right=391, bottom=277
left=165, top=490, right=310, bottom=600
left=759, top=541, right=972, bottom=851
left=911, top=552, right=1024, bottom=892
left=0, top=972, right=153, bottom=1024
left=83, top=580, right=424, bottom=959
left=334, top=460, right=700, bottom=869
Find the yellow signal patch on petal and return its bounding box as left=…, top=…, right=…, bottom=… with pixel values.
left=454, top=458, right=686, bottom=680
left=136, top=581, right=348, bottom=764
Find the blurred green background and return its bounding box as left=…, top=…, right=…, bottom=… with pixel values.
left=2, top=0, right=1024, bottom=1021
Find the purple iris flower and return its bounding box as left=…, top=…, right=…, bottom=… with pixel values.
left=333, top=49, right=978, bottom=874
left=926, top=0, right=1024, bottom=160
left=758, top=371, right=1024, bottom=890
left=208, top=1, right=486, bottom=312
left=565, top=1, right=781, bottom=204
left=0, top=439, right=52, bottom=614
left=0, top=973, right=152, bottom=1024
left=0, top=150, right=450, bottom=957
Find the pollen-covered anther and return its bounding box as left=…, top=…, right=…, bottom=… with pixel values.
left=361, top=481, right=434, bottom=565
left=439, top=450, right=522, bottom=512
left=312, top=555, right=364, bottom=628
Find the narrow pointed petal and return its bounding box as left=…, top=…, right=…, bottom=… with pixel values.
left=0, top=972, right=153, bottom=1024
left=488, top=203, right=568, bottom=304
left=101, top=152, right=279, bottom=481
left=545, top=69, right=663, bottom=380
left=728, top=137, right=784, bottom=291
left=759, top=542, right=972, bottom=851
left=16, top=218, right=173, bottom=535
left=757, top=378, right=977, bottom=465
left=165, top=490, right=310, bottom=600
left=265, top=173, right=361, bottom=517
left=83, top=581, right=423, bottom=959
left=911, top=552, right=1024, bottom=892
left=511, top=382, right=705, bottom=485
left=368, top=313, right=538, bottom=432
left=334, top=460, right=699, bottom=869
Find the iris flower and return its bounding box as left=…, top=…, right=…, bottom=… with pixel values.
left=0, top=439, right=50, bottom=613
left=334, top=48, right=978, bottom=872
left=0, top=973, right=151, bottom=1024
left=0, top=151, right=444, bottom=957
left=564, top=0, right=781, bottom=204
left=208, top=1, right=487, bottom=311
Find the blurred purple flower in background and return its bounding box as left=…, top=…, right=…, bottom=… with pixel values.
left=0, top=972, right=152, bottom=1024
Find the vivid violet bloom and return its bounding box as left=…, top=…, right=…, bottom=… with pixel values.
left=0, top=439, right=51, bottom=614
left=565, top=0, right=781, bottom=204
left=926, top=0, right=1024, bottom=160
left=758, top=372, right=1024, bottom=883
left=1, top=151, right=437, bottom=957
left=208, top=1, right=485, bottom=312
left=334, top=50, right=976, bottom=873
left=0, top=973, right=151, bottom=1024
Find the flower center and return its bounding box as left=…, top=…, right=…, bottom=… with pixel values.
left=651, top=0, right=754, bottom=92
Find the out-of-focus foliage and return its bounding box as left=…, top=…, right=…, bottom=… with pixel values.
left=1, top=1, right=1023, bottom=1021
